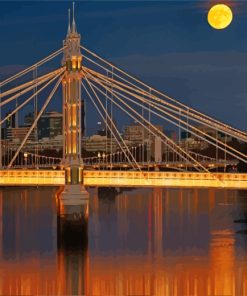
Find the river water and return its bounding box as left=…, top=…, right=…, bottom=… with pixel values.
left=0, top=187, right=246, bottom=296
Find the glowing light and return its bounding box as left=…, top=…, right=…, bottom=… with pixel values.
left=0, top=170, right=246, bottom=189
left=208, top=4, right=233, bottom=30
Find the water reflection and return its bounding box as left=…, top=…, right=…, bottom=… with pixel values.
left=57, top=201, right=89, bottom=295
left=0, top=186, right=246, bottom=295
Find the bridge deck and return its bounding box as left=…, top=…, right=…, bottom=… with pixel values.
left=0, top=170, right=246, bottom=189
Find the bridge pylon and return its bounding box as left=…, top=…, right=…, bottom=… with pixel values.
left=60, top=5, right=89, bottom=206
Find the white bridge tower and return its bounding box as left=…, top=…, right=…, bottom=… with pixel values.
left=61, top=4, right=89, bottom=204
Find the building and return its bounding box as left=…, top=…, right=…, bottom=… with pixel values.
left=179, top=125, right=233, bottom=151
left=37, top=135, right=63, bottom=150
left=7, top=126, right=36, bottom=143
left=123, top=123, right=163, bottom=158
left=24, top=112, right=34, bottom=127
left=5, top=111, right=16, bottom=129
left=38, top=111, right=62, bottom=140
left=124, top=123, right=162, bottom=143
left=82, top=134, right=132, bottom=153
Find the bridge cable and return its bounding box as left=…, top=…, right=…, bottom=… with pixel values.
left=85, top=74, right=209, bottom=173
left=84, top=66, right=247, bottom=144
left=81, top=47, right=247, bottom=140
left=0, top=71, right=64, bottom=127
left=0, top=68, right=64, bottom=99
left=86, top=69, right=247, bottom=164
left=82, top=57, right=247, bottom=142
left=8, top=74, right=64, bottom=168
left=83, top=75, right=142, bottom=171
left=0, top=68, right=64, bottom=108
left=0, top=47, right=65, bottom=88
left=82, top=80, right=139, bottom=171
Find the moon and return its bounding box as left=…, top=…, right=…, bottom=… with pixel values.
left=208, top=4, right=233, bottom=30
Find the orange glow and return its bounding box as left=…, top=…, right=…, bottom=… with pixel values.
left=209, top=229, right=235, bottom=296
left=0, top=170, right=246, bottom=188
left=77, top=57, right=82, bottom=69
left=67, top=105, right=71, bottom=127
left=0, top=189, right=246, bottom=295
left=67, top=131, right=71, bottom=154
left=66, top=167, right=71, bottom=183
left=71, top=104, right=76, bottom=127
left=79, top=167, right=82, bottom=183
left=72, top=130, right=76, bottom=154
left=72, top=56, right=77, bottom=70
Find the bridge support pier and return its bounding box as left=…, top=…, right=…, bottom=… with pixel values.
left=61, top=166, right=89, bottom=214
left=61, top=184, right=89, bottom=205
left=57, top=195, right=89, bottom=248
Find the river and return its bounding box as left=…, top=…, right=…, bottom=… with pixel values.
left=0, top=187, right=246, bottom=295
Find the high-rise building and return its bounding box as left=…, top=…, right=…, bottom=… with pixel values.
left=123, top=123, right=163, bottom=144
left=24, top=112, right=34, bottom=127
left=5, top=111, right=15, bottom=129
left=38, top=111, right=62, bottom=140
left=7, top=127, right=36, bottom=143
left=82, top=134, right=132, bottom=153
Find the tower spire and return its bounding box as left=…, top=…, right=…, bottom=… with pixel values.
left=72, top=1, right=77, bottom=33
left=67, top=8, right=71, bottom=36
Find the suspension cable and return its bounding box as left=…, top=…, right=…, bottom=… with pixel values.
left=85, top=73, right=209, bottom=173
left=82, top=78, right=141, bottom=171
left=0, top=68, right=64, bottom=108
left=0, top=70, right=64, bottom=126
left=8, top=74, right=64, bottom=168
left=85, top=69, right=247, bottom=164
left=0, top=47, right=65, bottom=88
left=82, top=81, right=136, bottom=170
left=81, top=47, right=247, bottom=139
left=84, top=66, right=247, bottom=143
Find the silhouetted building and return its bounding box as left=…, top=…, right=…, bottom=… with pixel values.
left=124, top=123, right=163, bottom=144
left=5, top=111, right=15, bottom=129
left=24, top=112, right=34, bottom=127
left=38, top=111, right=62, bottom=140
left=1, top=127, right=7, bottom=140
left=7, top=126, right=36, bottom=143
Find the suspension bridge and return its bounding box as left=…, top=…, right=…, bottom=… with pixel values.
left=0, top=4, right=247, bottom=202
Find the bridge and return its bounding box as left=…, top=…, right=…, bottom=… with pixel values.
left=0, top=3, right=247, bottom=205
left=0, top=170, right=246, bottom=189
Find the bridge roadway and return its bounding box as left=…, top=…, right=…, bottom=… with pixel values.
left=0, top=169, right=246, bottom=189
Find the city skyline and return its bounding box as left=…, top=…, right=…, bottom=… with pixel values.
left=0, top=3, right=246, bottom=295
left=0, top=1, right=246, bottom=131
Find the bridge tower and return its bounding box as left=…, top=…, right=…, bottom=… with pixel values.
left=61, top=4, right=89, bottom=205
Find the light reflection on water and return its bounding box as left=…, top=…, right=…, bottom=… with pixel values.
left=0, top=187, right=246, bottom=295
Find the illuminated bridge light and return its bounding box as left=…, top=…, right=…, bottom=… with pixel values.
left=0, top=170, right=246, bottom=189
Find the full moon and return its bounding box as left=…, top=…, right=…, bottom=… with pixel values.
left=208, top=4, right=233, bottom=30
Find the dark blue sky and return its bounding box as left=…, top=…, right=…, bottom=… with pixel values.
left=0, top=1, right=246, bottom=132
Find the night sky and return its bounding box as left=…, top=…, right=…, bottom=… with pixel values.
left=0, top=1, right=246, bottom=133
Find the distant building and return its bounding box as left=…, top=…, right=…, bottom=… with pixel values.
left=5, top=111, right=16, bottom=129
left=24, top=112, right=34, bottom=127
left=7, top=126, right=36, bottom=143
left=96, top=114, right=117, bottom=138
left=123, top=123, right=163, bottom=159
left=38, top=111, right=62, bottom=140
left=82, top=134, right=131, bottom=153
left=123, top=123, right=163, bottom=144
left=165, top=130, right=178, bottom=142
left=38, top=135, right=63, bottom=150
left=179, top=125, right=233, bottom=151
left=1, top=127, right=7, bottom=140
